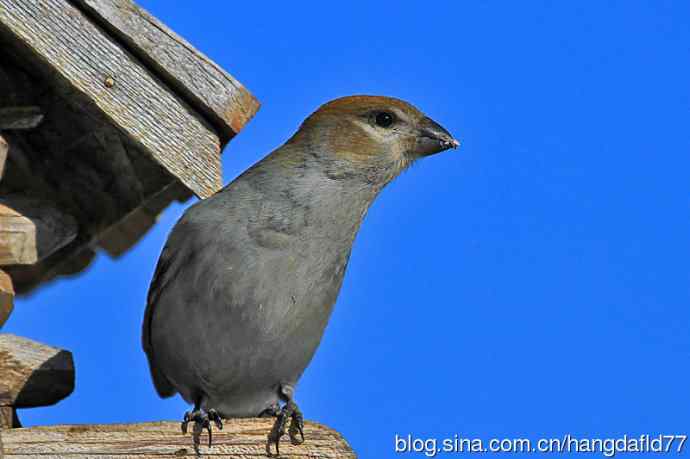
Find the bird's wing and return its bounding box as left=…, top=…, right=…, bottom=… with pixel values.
left=142, top=239, right=179, bottom=398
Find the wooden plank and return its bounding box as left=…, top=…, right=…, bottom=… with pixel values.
left=0, top=203, right=35, bottom=265
left=0, top=0, right=222, bottom=198
left=0, top=334, right=74, bottom=408
left=0, top=106, right=44, bottom=130
left=0, top=198, right=78, bottom=265
left=0, top=420, right=356, bottom=458
left=73, top=0, right=260, bottom=141
left=0, top=269, right=13, bottom=328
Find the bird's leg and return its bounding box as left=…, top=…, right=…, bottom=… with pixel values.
left=265, top=401, right=296, bottom=457
left=288, top=402, right=304, bottom=445
left=280, top=384, right=304, bottom=445
left=181, top=402, right=223, bottom=456
left=266, top=385, right=305, bottom=457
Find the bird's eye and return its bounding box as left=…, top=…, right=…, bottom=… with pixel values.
left=375, top=111, right=395, bottom=128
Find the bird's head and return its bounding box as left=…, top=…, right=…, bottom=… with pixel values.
left=289, top=95, right=459, bottom=184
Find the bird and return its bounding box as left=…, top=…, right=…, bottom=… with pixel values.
left=142, top=95, right=459, bottom=456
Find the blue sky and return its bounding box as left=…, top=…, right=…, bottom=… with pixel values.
left=5, top=1, right=690, bottom=457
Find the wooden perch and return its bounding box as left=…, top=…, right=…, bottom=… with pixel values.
left=0, top=106, right=44, bottom=130
left=0, top=197, right=77, bottom=265
left=0, top=269, right=13, bottom=328
left=0, top=334, right=75, bottom=428
left=74, top=0, right=260, bottom=141
left=0, top=420, right=356, bottom=458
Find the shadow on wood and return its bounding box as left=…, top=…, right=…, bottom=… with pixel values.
left=0, top=419, right=357, bottom=458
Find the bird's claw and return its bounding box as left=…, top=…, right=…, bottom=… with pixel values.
left=266, top=413, right=287, bottom=457
left=288, top=408, right=304, bottom=445
left=181, top=408, right=223, bottom=456
left=181, top=412, right=191, bottom=434
left=265, top=400, right=304, bottom=456
left=208, top=408, right=223, bottom=430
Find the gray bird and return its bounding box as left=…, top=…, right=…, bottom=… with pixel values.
left=142, top=95, right=458, bottom=456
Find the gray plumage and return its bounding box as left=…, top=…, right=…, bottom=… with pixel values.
left=144, top=148, right=376, bottom=415
left=142, top=95, right=457, bottom=451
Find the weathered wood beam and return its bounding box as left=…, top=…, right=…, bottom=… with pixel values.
left=0, top=203, right=35, bottom=265
left=0, top=334, right=75, bottom=429
left=0, top=269, right=13, bottom=328
left=0, top=197, right=77, bottom=265
left=73, top=0, right=260, bottom=142
left=0, top=0, right=223, bottom=198
left=0, top=334, right=75, bottom=408
left=0, top=420, right=356, bottom=458
left=0, top=106, right=43, bottom=130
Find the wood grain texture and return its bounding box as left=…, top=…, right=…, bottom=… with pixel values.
left=0, top=0, right=222, bottom=198
left=0, top=420, right=357, bottom=458
left=73, top=0, right=260, bottom=141
left=0, top=334, right=74, bottom=408
left=0, top=106, right=44, bottom=130
left=0, top=198, right=77, bottom=265
left=0, top=269, right=13, bottom=328
left=0, top=203, right=36, bottom=265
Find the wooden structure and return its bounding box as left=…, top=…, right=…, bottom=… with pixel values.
left=0, top=420, right=356, bottom=458
left=0, top=0, right=259, bottom=296
left=0, top=334, right=74, bottom=429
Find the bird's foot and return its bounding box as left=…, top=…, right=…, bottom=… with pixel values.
left=181, top=408, right=223, bottom=456
left=265, top=400, right=304, bottom=457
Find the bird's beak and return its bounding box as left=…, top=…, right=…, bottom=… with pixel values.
left=415, top=116, right=460, bottom=156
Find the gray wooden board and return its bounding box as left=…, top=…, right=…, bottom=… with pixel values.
left=0, top=0, right=222, bottom=198
left=73, top=0, right=260, bottom=141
